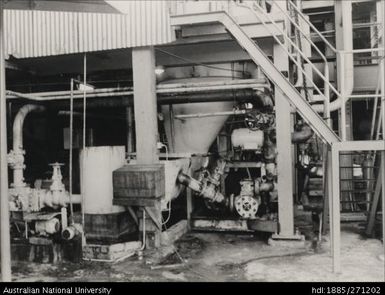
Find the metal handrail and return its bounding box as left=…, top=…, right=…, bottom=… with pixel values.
left=287, top=0, right=337, bottom=54
left=251, top=2, right=340, bottom=99
left=245, top=1, right=385, bottom=103
left=259, top=2, right=339, bottom=98
left=239, top=2, right=326, bottom=102
left=272, top=2, right=330, bottom=112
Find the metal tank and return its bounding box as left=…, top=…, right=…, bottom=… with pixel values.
left=80, top=146, right=135, bottom=241
left=160, top=63, right=251, bottom=154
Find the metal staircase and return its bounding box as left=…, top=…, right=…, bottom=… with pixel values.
left=171, top=10, right=340, bottom=145
left=171, top=0, right=385, bottom=274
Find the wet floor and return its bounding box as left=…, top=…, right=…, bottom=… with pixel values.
left=12, top=223, right=384, bottom=282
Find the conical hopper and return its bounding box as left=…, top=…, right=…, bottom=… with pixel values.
left=161, top=76, right=236, bottom=154
left=162, top=101, right=233, bottom=154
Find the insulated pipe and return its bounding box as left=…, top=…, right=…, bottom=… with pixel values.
left=249, top=1, right=353, bottom=114
left=62, top=223, right=82, bottom=241
left=177, top=171, right=226, bottom=204
left=291, top=124, right=314, bottom=144
left=10, top=104, right=45, bottom=187
left=312, top=0, right=354, bottom=114
left=36, top=90, right=259, bottom=110
left=6, top=80, right=268, bottom=101
left=13, top=104, right=45, bottom=152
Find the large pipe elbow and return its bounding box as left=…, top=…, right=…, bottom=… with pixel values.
left=255, top=90, right=274, bottom=109
left=311, top=87, right=353, bottom=114
left=13, top=104, right=45, bottom=151
left=291, top=124, right=314, bottom=144
left=10, top=104, right=45, bottom=187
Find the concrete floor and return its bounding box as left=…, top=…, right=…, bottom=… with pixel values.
left=12, top=223, right=384, bottom=282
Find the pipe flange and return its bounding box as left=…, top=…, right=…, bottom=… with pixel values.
left=7, top=149, right=25, bottom=169
left=234, top=195, right=259, bottom=219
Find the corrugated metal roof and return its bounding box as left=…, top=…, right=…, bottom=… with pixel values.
left=4, top=1, right=174, bottom=59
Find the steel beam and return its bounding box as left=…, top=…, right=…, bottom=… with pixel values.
left=0, top=1, right=11, bottom=282
left=274, top=44, right=295, bottom=237
left=333, top=140, right=385, bottom=152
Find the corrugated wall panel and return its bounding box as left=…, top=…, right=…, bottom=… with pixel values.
left=4, top=0, right=174, bottom=59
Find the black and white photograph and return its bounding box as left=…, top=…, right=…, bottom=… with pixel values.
left=0, top=0, right=383, bottom=287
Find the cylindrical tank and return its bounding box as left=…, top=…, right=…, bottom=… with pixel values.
left=80, top=146, right=126, bottom=214
left=231, top=128, right=264, bottom=150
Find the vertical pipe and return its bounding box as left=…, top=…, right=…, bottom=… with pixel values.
left=81, top=54, right=87, bottom=245
left=339, top=52, right=346, bottom=141
left=380, top=0, right=385, bottom=260
left=321, top=146, right=330, bottom=235
left=0, top=1, right=12, bottom=281
left=369, top=74, right=381, bottom=140
left=126, top=106, right=134, bottom=154
left=69, top=79, right=74, bottom=223
left=331, top=145, right=341, bottom=273
left=169, top=104, right=175, bottom=153
left=364, top=155, right=373, bottom=212
left=323, top=64, right=331, bottom=126
left=381, top=151, right=385, bottom=268
left=327, top=150, right=334, bottom=257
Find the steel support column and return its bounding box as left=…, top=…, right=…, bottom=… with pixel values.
left=380, top=0, right=385, bottom=260
left=0, top=1, right=12, bottom=282
left=274, top=44, right=295, bottom=237
left=132, top=46, right=159, bottom=164
left=330, top=145, right=341, bottom=273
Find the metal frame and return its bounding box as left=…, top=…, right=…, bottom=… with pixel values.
left=0, top=1, right=11, bottom=282
left=329, top=140, right=385, bottom=273
left=171, top=11, right=340, bottom=145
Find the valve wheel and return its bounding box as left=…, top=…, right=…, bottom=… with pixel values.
left=234, top=195, right=259, bottom=219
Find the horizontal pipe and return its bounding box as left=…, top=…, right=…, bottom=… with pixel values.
left=39, top=90, right=259, bottom=110
left=348, top=94, right=385, bottom=99
left=7, top=87, right=264, bottom=102
left=66, top=194, right=81, bottom=204
left=341, top=48, right=384, bottom=54
left=158, top=91, right=260, bottom=104
left=6, top=80, right=268, bottom=101
left=175, top=109, right=247, bottom=119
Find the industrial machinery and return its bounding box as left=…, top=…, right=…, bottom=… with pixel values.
left=3, top=1, right=383, bottom=274
left=8, top=105, right=81, bottom=262
left=168, top=95, right=314, bottom=232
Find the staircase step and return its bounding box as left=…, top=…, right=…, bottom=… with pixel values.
left=309, top=190, right=323, bottom=197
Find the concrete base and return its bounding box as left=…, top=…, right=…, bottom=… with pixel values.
left=191, top=218, right=253, bottom=232
left=82, top=241, right=141, bottom=262
left=271, top=233, right=305, bottom=240
left=268, top=234, right=306, bottom=248
left=161, top=220, right=188, bottom=246
left=144, top=245, right=177, bottom=265
left=143, top=220, right=188, bottom=265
